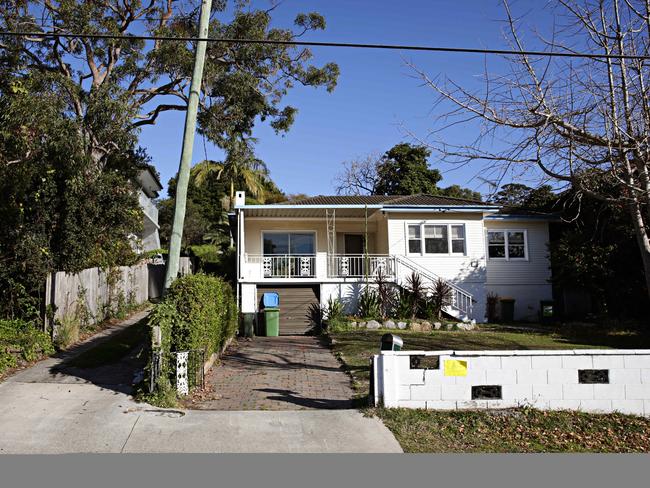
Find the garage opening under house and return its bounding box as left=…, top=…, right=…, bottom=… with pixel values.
left=231, top=191, right=556, bottom=335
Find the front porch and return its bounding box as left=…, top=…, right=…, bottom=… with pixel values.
left=243, top=253, right=397, bottom=281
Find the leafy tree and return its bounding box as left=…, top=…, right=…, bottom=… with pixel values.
left=493, top=184, right=557, bottom=210
left=0, top=71, right=143, bottom=320
left=334, top=143, right=481, bottom=199
left=549, top=177, right=648, bottom=318
left=439, top=184, right=482, bottom=202
left=375, top=144, right=442, bottom=195
left=0, top=1, right=339, bottom=161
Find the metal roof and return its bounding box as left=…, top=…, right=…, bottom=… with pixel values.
left=281, top=193, right=491, bottom=207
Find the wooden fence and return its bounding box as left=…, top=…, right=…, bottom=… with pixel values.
left=44, top=258, right=192, bottom=331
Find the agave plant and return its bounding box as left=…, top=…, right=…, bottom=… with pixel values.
left=357, top=287, right=380, bottom=319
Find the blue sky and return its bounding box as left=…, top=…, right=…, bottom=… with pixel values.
left=139, top=0, right=552, bottom=198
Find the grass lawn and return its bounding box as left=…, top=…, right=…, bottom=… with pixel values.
left=372, top=407, right=650, bottom=453
left=331, top=324, right=650, bottom=453
left=330, top=325, right=650, bottom=396
left=66, top=317, right=149, bottom=368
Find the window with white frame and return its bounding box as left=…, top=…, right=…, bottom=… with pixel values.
left=487, top=230, right=527, bottom=260
left=407, top=225, right=422, bottom=253
left=408, top=223, right=466, bottom=255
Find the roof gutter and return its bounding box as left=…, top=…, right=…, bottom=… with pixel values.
left=485, top=213, right=561, bottom=221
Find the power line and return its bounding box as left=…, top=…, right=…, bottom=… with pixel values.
left=1, top=30, right=649, bottom=60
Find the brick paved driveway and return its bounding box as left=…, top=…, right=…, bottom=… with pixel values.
left=188, top=336, right=355, bottom=410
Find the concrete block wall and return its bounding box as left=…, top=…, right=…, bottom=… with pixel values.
left=373, top=349, right=650, bottom=416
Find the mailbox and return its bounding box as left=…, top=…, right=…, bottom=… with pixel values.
left=380, top=333, right=403, bottom=351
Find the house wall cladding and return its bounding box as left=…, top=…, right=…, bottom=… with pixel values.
left=373, top=350, right=650, bottom=416
left=484, top=221, right=552, bottom=285
left=386, top=212, right=487, bottom=284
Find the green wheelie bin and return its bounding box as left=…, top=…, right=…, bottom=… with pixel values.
left=262, top=292, right=280, bottom=336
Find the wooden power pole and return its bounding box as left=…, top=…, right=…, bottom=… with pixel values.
left=164, top=0, right=213, bottom=290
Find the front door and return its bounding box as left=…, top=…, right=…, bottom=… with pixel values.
left=344, top=234, right=364, bottom=254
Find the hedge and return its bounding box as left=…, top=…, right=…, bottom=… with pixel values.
left=148, top=273, right=238, bottom=358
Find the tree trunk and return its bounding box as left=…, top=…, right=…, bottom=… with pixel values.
left=628, top=202, right=650, bottom=302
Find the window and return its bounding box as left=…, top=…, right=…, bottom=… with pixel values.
left=407, top=223, right=466, bottom=255
left=451, top=225, right=466, bottom=254
left=263, top=233, right=315, bottom=255
left=424, top=225, right=448, bottom=253
left=507, top=231, right=526, bottom=258
left=487, top=230, right=527, bottom=260
left=487, top=231, right=506, bottom=258
left=407, top=225, right=421, bottom=253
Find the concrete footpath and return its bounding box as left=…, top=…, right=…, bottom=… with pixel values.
left=0, top=314, right=402, bottom=453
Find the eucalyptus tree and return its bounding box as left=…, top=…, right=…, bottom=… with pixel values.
left=0, top=0, right=339, bottom=165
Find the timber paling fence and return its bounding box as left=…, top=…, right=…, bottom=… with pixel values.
left=44, top=258, right=192, bottom=332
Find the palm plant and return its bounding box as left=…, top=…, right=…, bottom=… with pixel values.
left=192, top=143, right=269, bottom=211
left=403, top=271, right=427, bottom=319
left=374, top=268, right=396, bottom=320
left=428, top=278, right=455, bottom=320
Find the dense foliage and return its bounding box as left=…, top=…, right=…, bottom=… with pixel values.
left=149, top=274, right=237, bottom=357
left=335, top=143, right=482, bottom=200
left=493, top=180, right=649, bottom=318
left=0, top=319, right=54, bottom=375
left=0, top=70, right=144, bottom=321
left=144, top=274, right=237, bottom=405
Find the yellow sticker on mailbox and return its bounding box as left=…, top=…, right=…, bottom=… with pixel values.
left=444, top=359, right=468, bottom=376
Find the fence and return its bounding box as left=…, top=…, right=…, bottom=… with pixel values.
left=44, top=257, right=192, bottom=332
left=150, top=349, right=206, bottom=395
left=372, top=349, right=650, bottom=416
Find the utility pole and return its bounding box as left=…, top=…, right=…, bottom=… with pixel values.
left=164, top=0, right=213, bottom=290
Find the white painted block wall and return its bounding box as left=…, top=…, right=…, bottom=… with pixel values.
left=373, top=350, right=650, bottom=416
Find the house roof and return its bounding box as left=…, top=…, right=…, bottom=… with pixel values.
left=282, top=193, right=489, bottom=207
left=135, top=167, right=163, bottom=199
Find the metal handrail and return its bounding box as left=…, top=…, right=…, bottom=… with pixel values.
left=327, top=254, right=396, bottom=278
left=395, top=255, right=474, bottom=317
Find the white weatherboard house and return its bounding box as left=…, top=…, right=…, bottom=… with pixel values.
left=233, top=191, right=554, bottom=334
left=134, top=167, right=163, bottom=252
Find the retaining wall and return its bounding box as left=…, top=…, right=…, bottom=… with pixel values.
left=372, top=349, right=650, bottom=416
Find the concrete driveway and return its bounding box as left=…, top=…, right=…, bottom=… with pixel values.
left=0, top=319, right=401, bottom=453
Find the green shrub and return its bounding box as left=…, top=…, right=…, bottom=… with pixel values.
left=153, top=273, right=238, bottom=357
left=0, top=319, right=54, bottom=374
left=326, top=317, right=350, bottom=333
left=358, top=288, right=380, bottom=319
left=144, top=274, right=237, bottom=405
left=188, top=244, right=223, bottom=274
left=324, top=297, right=344, bottom=321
